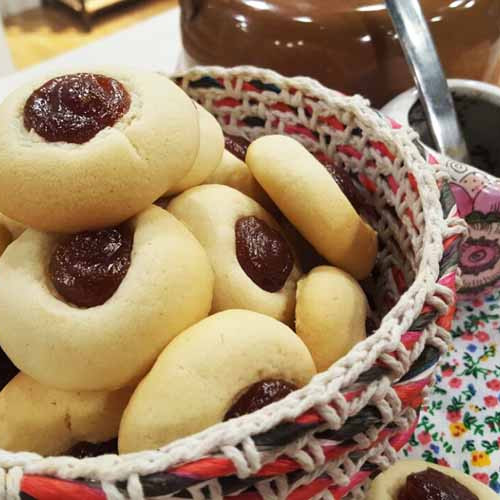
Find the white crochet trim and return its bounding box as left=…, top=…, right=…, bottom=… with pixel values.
left=0, top=66, right=464, bottom=498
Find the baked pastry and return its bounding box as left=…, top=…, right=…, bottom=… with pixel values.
left=204, top=149, right=275, bottom=211
left=168, top=184, right=301, bottom=324
left=366, top=460, right=499, bottom=500
left=0, top=373, right=132, bottom=456
left=118, top=309, right=316, bottom=453
left=0, top=206, right=214, bottom=391
left=246, top=135, right=378, bottom=279
left=295, top=266, right=368, bottom=371
left=0, top=68, right=199, bottom=233
left=204, top=134, right=274, bottom=211
left=167, top=103, right=224, bottom=195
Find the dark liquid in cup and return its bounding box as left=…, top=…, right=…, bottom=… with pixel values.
left=409, top=92, right=500, bottom=176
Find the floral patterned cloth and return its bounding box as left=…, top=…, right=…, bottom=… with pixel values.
left=402, top=291, right=500, bottom=492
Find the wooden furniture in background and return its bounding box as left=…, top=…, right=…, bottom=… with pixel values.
left=4, top=0, right=176, bottom=69
left=43, top=0, right=160, bottom=30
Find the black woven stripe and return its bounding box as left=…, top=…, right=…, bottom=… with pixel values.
left=242, top=116, right=266, bottom=128
left=20, top=494, right=37, bottom=500
left=252, top=421, right=318, bottom=448
left=355, top=365, right=390, bottom=384
left=117, top=472, right=201, bottom=497
left=400, top=345, right=440, bottom=382
left=409, top=311, right=439, bottom=331
left=315, top=406, right=381, bottom=441
left=188, top=77, right=224, bottom=89
left=248, top=80, right=281, bottom=93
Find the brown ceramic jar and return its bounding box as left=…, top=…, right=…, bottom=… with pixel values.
left=180, top=0, right=500, bottom=107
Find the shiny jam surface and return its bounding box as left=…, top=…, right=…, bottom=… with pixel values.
left=224, top=134, right=250, bottom=161
left=24, top=73, right=130, bottom=144
left=235, top=216, right=294, bottom=292
left=49, top=225, right=133, bottom=308
left=324, top=162, right=366, bottom=213
left=224, top=379, right=297, bottom=420
left=0, top=348, right=18, bottom=390
left=398, top=468, right=478, bottom=500
left=66, top=439, right=118, bottom=458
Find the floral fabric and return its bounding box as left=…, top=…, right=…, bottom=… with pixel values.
left=402, top=291, right=500, bottom=492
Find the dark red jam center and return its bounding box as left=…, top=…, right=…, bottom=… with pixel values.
left=398, top=468, right=478, bottom=500
left=24, top=73, right=130, bottom=144
left=224, top=379, right=297, bottom=420
left=324, top=162, right=366, bottom=213
left=0, top=348, right=18, bottom=390
left=235, top=216, right=294, bottom=292
left=49, top=225, right=133, bottom=308
left=224, top=134, right=250, bottom=161
left=66, top=439, right=118, bottom=458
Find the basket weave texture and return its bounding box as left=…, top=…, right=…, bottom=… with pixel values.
left=0, top=66, right=464, bottom=500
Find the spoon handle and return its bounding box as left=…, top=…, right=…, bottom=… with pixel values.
left=385, top=0, right=469, bottom=163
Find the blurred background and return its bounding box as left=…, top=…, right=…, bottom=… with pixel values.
left=0, top=0, right=175, bottom=74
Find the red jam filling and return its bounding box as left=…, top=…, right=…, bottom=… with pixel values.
left=398, top=468, right=479, bottom=500
left=235, top=216, right=294, bottom=292
left=224, top=134, right=250, bottom=161
left=49, top=225, right=133, bottom=308
left=324, top=162, right=366, bottom=213
left=224, top=379, right=297, bottom=420
left=24, top=73, right=130, bottom=144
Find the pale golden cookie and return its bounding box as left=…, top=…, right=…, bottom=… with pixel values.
left=0, top=206, right=214, bottom=391
left=118, top=309, right=316, bottom=453
left=246, top=135, right=377, bottom=280
left=0, top=67, right=199, bottom=233
left=168, top=184, right=301, bottom=324
left=0, top=373, right=133, bottom=456
left=366, top=460, right=499, bottom=500
left=167, top=103, right=224, bottom=195
left=296, top=266, right=367, bottom=371
left=204, top=149, right=274, bottom=211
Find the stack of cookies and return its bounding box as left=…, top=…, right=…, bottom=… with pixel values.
left=0, top=67, right=377, bottom=456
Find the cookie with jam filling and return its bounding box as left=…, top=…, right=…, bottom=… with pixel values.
left=0, top=206, right=214, bottom=391
left=118, top=309, right=316, bottom=453
left=0, top=68, right=199, bottom=233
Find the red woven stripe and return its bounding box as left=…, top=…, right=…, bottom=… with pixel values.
left=22, top=476, right=105, bottom=500
left=370, top=141, right=396, bottom=162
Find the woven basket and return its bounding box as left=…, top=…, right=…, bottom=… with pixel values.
left=0, top=66, right=464, bottom=500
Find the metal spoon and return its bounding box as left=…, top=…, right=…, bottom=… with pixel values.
left=385, top=0, right=470, bottom=164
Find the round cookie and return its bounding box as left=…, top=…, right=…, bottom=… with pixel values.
left=204, top=149, right=275, bottom=211
left=0, top=373, right=132, bottom=456
left=168, top=184, right=301, bottom=324
left=118, top=309, right=316, bottom=453
left=246, top=135, right=378, bottom=280
left=0, top=67, right=199, bottom=233
left=0, top=206, right=214, bottom=391
left=295, top=266, right=368, bottom=371
left=167, top=103, right=224, bottom=195
left=366, top=460, right=499, bottom=500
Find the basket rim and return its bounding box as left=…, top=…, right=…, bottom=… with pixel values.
left=0, top=65, right=463, bottom=482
